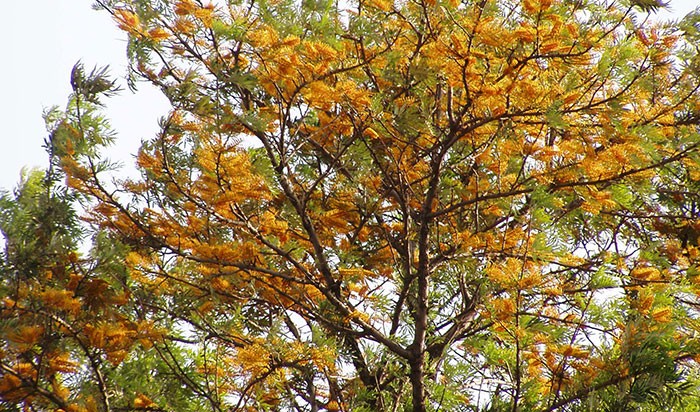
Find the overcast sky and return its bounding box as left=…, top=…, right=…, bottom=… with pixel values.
left=0, top=0, right=170, bottom=192
left=0, top=1, right=698, bottom=192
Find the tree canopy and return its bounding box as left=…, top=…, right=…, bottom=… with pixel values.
left=3, top=0, right=700, bottom=411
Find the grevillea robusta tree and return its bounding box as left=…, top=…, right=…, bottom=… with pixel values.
left=3, top=0, right=700, bottom=411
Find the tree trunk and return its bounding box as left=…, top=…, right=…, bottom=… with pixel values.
left=409, top=354, right=426, bottom=412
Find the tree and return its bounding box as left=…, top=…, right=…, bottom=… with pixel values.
left=0, top=69, right=216, bottom=410
left=4, top=0, right=700, bottom=410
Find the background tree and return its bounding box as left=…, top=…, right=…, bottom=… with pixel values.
left=0, top=77, right=204, bottom=411
left=4, top=0, right=700, bottom=411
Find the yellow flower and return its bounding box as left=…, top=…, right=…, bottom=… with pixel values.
left=651, top=307, right=673, bottom=323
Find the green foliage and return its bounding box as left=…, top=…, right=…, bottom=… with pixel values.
left=5, top=1, right=700, bottom=411
left=0, top=169, right=81, bottom=279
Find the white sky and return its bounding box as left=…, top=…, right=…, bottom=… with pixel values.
left=0, top=0, right=170, bottom=192
left=0, top=0, right=698, bottom=192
